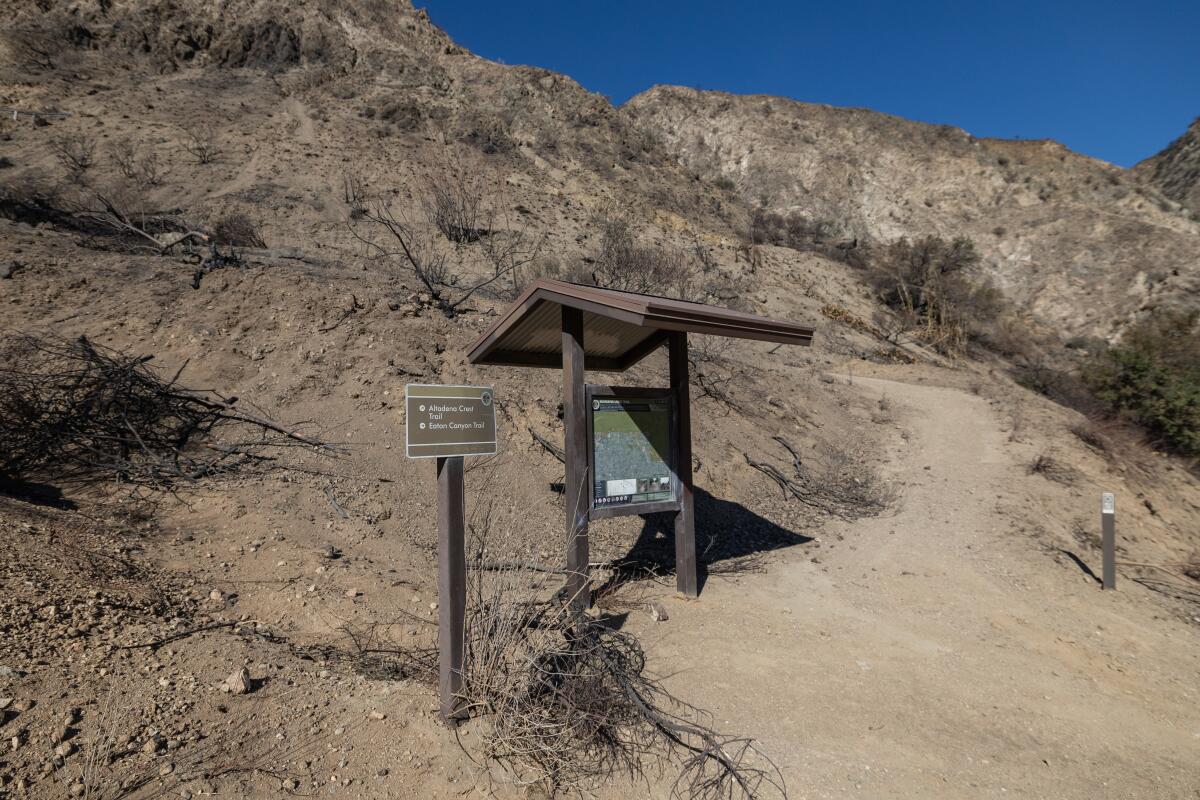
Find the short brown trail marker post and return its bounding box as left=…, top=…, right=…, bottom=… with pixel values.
left=405, top=384, right=497, bottom=723
left=1101, top=492, right=1116, bottom=590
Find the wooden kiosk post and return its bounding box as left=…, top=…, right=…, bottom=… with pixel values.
left=562, top=307, right=591, bottom=611
left=669, top=331, right=697, bottom=597
left=466, top=279, right=814, bottom=610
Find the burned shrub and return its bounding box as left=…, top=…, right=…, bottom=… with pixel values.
left=459, top=532, right=786, bottom=799
left=49, top=133, right=96, bottom=181
left=1, top=10, right=84, bottom=70
left=864, top=235, right=1002, bottom=355
left=459, top=110, right=516, bottom=156
left=109, top=138, right=164, bottom=188
left=1028, top=451, right=1080, bottom=485
left=211, top=211, right=266, bottom=249
left=181, top=124, right=221, bottom=164
left=588, top=207, right=692, bottom=297
left=424, top=164, right=486, bottom=244
left=0, top=335, right=331, bottom=491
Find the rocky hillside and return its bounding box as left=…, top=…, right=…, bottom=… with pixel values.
left=3, top=3, right=1200, bottom=799
left=1136, top=117, right=1200, bottom=215
left=625, top=87, right=1200, bottom=342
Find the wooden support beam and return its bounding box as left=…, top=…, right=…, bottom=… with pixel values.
left=562, top=306, right=591, bottom=612
left=670, top=332, right=698, bottom=597
left=436, top=456, right=467, bottom=723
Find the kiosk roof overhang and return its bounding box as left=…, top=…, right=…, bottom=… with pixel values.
left=467, top=279, right=815, bottom=372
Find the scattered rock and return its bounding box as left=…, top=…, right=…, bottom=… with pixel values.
left=0, top=697, right=11, bottom=711
left=142, top=737, right=163, bottom=755
left=647, top=601, right=669, bottom=622
left=208, top=589, right=225, bottom=603
left=321, top=543, right=340, bottom=559
left=221, top=667, right=253, bottom=695
left=345, top=588, right=362, bottom=598
left=69, top=783, right=86, bottom=797
left=369, top=711, right=386, bottom=720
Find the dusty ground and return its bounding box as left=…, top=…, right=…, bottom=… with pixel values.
left=2, top=2, right=1200, bottom=798
left=635, top=366, right=1200, bottom=799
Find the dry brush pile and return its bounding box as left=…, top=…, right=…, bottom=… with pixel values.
left=455, top=529, right=786, bottom=800
left=0, top=334, right=333, bottom=493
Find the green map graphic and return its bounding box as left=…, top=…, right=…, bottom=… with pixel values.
left=592, top=397, right=672, bottom=508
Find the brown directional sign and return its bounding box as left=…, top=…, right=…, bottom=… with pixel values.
left=405, top=384, right=497, bottom=458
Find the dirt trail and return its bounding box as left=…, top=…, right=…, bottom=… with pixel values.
left=631, top=375, right=1200, bottom=799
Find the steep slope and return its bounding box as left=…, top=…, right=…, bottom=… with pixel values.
left=625, top=87, right=1200, bottom=341
left=3, top=3, right=1200, bottom=799
left=1136, top=117, right=1200, bottom=215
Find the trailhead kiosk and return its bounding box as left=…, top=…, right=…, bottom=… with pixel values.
left=467, top=279, right=815, bottom=610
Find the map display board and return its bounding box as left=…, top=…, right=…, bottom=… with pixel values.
left=587, top=389, right=677, bottom=514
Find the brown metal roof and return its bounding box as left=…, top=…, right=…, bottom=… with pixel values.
left=468, top=279, right=815, bottom=371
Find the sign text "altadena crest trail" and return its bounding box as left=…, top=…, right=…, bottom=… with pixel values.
left=405, top=384, right=497, bottom=459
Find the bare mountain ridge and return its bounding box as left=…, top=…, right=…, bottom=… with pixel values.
left=9, top=0, right=1196, bottom=346
left=3, top=5, right=1200, bottom=799
left=625, top=86, right=1200, bottom=342
left=1136, top=116, right=1200, bottom=215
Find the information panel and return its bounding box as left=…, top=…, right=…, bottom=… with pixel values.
left=587, top=388, right=677, bottom=514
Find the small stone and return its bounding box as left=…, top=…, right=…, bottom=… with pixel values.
left=70, top=783, right=86, bottom=797
left=429, top=601, right=438, bottom=610
left=318, top=670, right=331, bottom=679
left=160, top=763, right=175, bottom=776
left=0, top=697, right=11, bottom=710
left=142, top=738, right=162, bottom=755
left=648, top=601, right=669, bottom=622
left=221, top=667, right=253, bottom=695
left=345, top=589, right=361, bottom=599
left=321, top=544, right=339, bottom=559
left=208, top=589, right=225, bottom=602
left=369, top=711, right=386, bottom=720
left=54, top=741, right=75, bottom=758
left=376, top=768, right=389, bottom=777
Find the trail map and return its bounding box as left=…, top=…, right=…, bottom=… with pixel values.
left=591, top=396, right=673, bottom=509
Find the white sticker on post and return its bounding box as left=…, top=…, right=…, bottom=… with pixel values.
left=1101, top=492, right=1115, bottom=515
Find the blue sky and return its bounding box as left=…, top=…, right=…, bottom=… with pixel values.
left=421, top=0, right=1199, bottom=168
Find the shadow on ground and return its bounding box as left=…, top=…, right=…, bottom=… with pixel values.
left=595, top=487, right=812, bottom=603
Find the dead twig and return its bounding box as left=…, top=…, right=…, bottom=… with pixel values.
left=528, top=426, right=565, bottom=463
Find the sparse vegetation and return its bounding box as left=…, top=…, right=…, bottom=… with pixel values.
left=342, top=171, right=369, bottom=219
left=863, top=235, right=1002, bottom=354
left=211, top=210, right=267, bottom=249
left=181, top=124, right=221, bottom=164
left=1028, top=451, right=1079, bottom=485
left=424, top=162, right=486, bottom=244
left=109, top=138, right=164, bottom=188
left=459, top=530, right=786, bottom=799
left=49, top=133, right=97, bottom=181
left=1085, top=310, right=1200, bottom=457
left=0, top=334, right=332, bottom=492
left=2, top=10, right=72, bottom=70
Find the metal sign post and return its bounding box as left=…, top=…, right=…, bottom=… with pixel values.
left=1101, top=492, right=1116, bottom=590
left=405, top=384, right=497, bottom=723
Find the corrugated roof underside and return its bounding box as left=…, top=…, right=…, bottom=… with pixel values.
left=495, top=300, right=656, bottom=359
